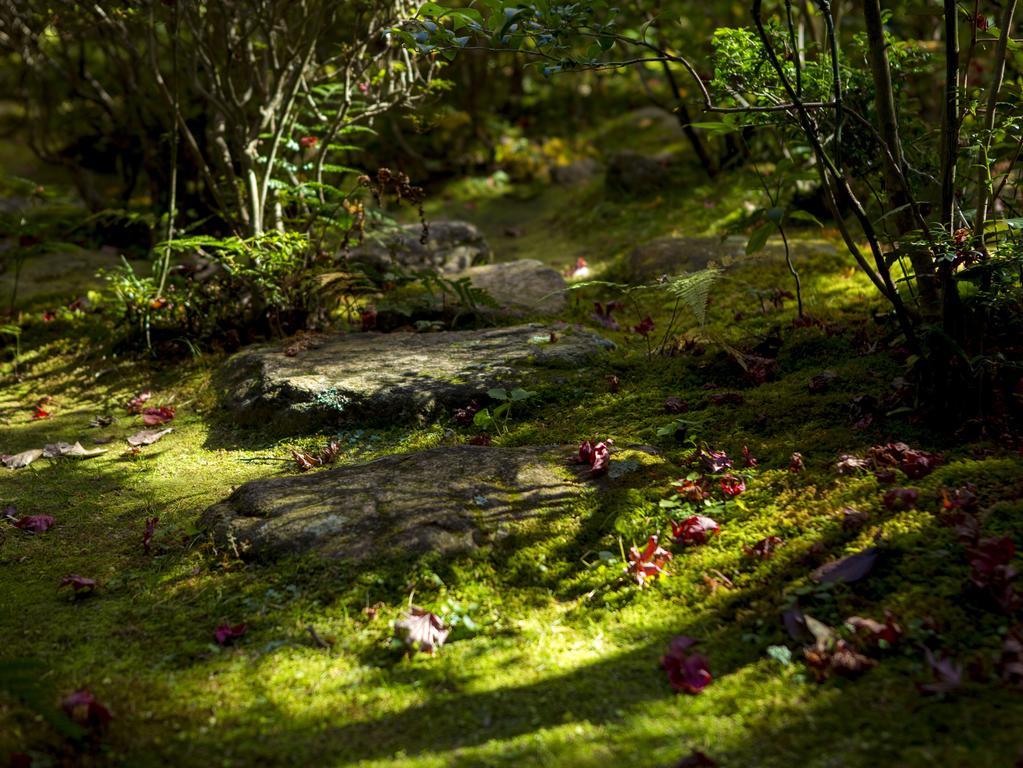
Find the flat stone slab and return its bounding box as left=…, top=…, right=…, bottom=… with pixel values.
left=461, top=259, right=567, bottom=315
left=201, top=446, right=593, bottom=561
left=220, top=325, right=612, bottom=432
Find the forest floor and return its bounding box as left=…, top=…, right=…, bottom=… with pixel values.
left=2, top=110, right=1023, bottom=768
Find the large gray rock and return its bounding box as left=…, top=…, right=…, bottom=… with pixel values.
left=220, top=325, right=613, bottom=433
left=551, top=158, right=601, bottom=186
left=462, top=259, right=567, bottom=315
left=351, top=220, right=491, bottom=274
left=624, top=236, right=745, bottom=281
left=201, top=446, right=596, bottom=561
left=605, top=151, right=675, bottom=196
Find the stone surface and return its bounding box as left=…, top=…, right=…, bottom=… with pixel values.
left=219, top=325, right=613, bottom=432
left=605, top=150, right=675, bottom=196
left=201, top=446, right=592, bottom=561
left=462, top=259, right=567, bottom=315
left=351, top=220, right=491, bottom=274
left=551, top=158, right=601, bottom=186
left=624, top=236, right=746, bottom=281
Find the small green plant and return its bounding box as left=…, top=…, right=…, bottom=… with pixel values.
left=473, top=387, right=537, bottom=435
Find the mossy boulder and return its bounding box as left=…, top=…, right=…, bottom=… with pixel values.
left=351, top=220, right=491, bottom=274
left=461, top=259, right=567, bottom=315
left=201, top=445, right=605, bottom=561
left=624, top=236, right=745, bottom=282
left=605, top=150, right=676, bottom=196
left=219, top=325, right=613, bottom=433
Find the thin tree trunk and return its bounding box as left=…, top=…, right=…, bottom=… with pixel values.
left=863, top=0, right=938, bottom=309
left=973, top=0, right=1018, bottom=251
left=939, top=1, right=963, bottom=340
left=656, top=57, right=718, bottom=177
left=939, top=1, right=959, bottom=231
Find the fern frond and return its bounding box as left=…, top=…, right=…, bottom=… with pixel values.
left=664, top=268, right=722, bottom=326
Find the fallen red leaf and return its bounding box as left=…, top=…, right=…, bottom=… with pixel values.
left=672, top=478, right=708, bottom=503
left=967, top=536, right=1019, bottom=612
left=671, top=516, right=720, bottom=547
left=846, top=612, right=903, bottom=647
left=590, top=441, right=611, bottom=475
left=13, top=514, right=55, bottom=533
left=628, top=535, right=672, bottom=586
left=699, top=448, right=732, bottom=473
left=883, top=487, right=919, bottom=511
left=292, top=450, right=321, bottom=472
left=867, top=442, right=942, bottom=479
left=660, top=636, right=712, bottom=694
left=143, top=517, right=158, bottom=555
left=632, top=316, right=655, bottom=337
left=214, top=622, right=247, bottom=646
left=592, top=301, right=623, bottom=331
left=141, top=406, right=175, bottom=426
left=805, top=639, right=876, bottom=680
left=61, top=688, right=112, bottom=731
left=59, top=574, right=97, bottom=594
left=394, top=607, right=449, bottom=655
left=742, top=445, right=758, bottom=468
left=941, top=484, right=979, bottom=512
left=744, top=535, right=783, bottom=560
left=578, top=439, right=611, bottom=476
left=719, top=475, right=745, bottom=497
left=126, top=391, right=152, bottom=414
left=453, top=400, right=482, bottom=425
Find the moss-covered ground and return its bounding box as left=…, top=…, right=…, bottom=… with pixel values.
left=3, top=118, right=1023, bottom=767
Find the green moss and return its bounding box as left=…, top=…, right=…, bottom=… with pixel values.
left=3, top=158, right=1023, bottom=768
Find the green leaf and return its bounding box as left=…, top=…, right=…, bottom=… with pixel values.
left=487, top=387, right=508, bottom=400
left=785, top=209, right=823, bottom=227
left=746, top=223, right=773, bottom=255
